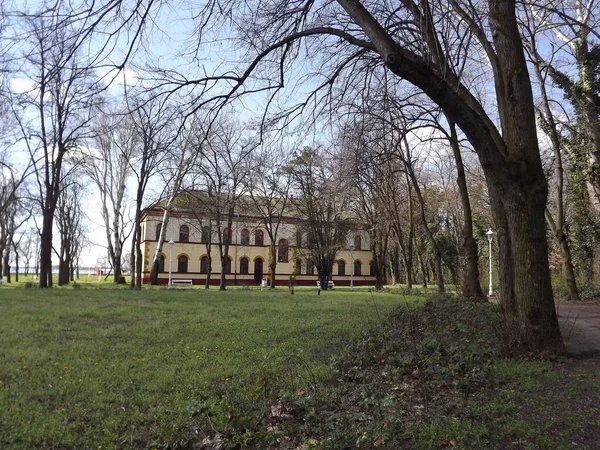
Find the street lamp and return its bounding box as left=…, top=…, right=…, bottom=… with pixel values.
left=485, top=229, right=494, bottom=297
left=168, top=240, right=175, bottom=289
left=349, top=243, right=355, bottom=291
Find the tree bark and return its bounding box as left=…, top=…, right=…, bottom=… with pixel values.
left=149, top=208, right=171, bottom=285
left=39, top=209, right=55, bottom=288
left=3, top=246, right=10, bottom=283
left=268, top=241, right=277, bottom=289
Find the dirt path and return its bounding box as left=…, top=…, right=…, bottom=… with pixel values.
left=556, top=301, right=600, bottom=355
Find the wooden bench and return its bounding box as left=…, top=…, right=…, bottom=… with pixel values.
left=316, top=280, right=335, bottom=289
left=171, top=279, right=193, bottom=287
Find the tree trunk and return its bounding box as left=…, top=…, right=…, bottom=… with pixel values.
left=418, top=251, right=427, bottom=288
left=149, top=208, right=170, bottom=285
left=39, top=210, right=54, bottom=288
left=390, top=246, right=401, bottom=284
left=131, top=196, right=144, bottom=289
left=501, top=183, right=563, bottom=354
left=546, top=211, right=580, bottom=302
left=129, top=223, right=139, bottom=288
left=405, top=180, right=414, bottom=289
left=3, top=247, right=10, bottom=283
left=531, top=55, right=580, bottom=303
left=112, top=218, right=123, bottom=284
left=205, top=256, right=212, bottom=289
left=448, top=120, right=484, bottom=300
left=269, top=241, right=277, bottom=288
left=15, top=251, right=19, bottom=282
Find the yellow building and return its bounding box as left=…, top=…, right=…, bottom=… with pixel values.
left=141, top=204, right=376, bottom=287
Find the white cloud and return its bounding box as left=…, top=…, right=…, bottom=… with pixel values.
left=96, top=67, right=146, bottom=89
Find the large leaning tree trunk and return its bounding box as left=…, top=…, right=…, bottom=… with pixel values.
left=337, top=0, right=564, bottom=355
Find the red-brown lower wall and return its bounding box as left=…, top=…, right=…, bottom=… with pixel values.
left=142, top=276, right=377, bottom=286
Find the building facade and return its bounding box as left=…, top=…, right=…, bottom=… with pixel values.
left=141, top=205, right=377, bottom=287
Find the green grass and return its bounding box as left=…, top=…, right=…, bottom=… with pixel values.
left=0, top=286, right=417, bottom=449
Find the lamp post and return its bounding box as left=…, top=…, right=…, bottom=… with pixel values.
left=168, top=240, right=175, bottom=289
left=485, top=229, right=494, bottom=297
left=349, top=243, right=354, bottom=291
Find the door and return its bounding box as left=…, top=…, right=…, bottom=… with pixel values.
left=254, top=258, right=263, bottom=285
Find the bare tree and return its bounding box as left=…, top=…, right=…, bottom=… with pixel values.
left=243, top=145, right=292, bottom=288
left=521, top=7, right=582, bottom=301
left=287, top=147, right=352, bottom=290
left=148, top=114, right=201, bottom=285
left=14, top=11, right=102, bottom=288
left=81, top=102, right=135, bottom=283
left=55, top=172, right=85, bottom=285
left=126, top=95, right=174, bottom=288
left=522, top=0, right=600, bottom=212
left=187, top=119, right=255, bottom=290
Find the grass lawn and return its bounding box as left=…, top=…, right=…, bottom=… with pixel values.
left=0, top=285, right=418, bottom=449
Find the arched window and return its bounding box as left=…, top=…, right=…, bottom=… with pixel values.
left=223, top=257, right=232, bottom=274
left=155, top=223, right=162, bottom=241
left=370, top=261, right=377, bottom=276
left=201, top=226, right=211, bottom=243
left=241, top=228, right=250, bottom=245
left=354, top=235, right=362, bottom=251
left=338, top=260, right=346, bottom=276
left=240, top=257, right=249, bottom=275
left=296, top=231, right=302, bottom=248
left=306, top=260, right=314, bottom=275
left=179, top=225, right=190, bottom=242
left=158, top=255, right=165, bottom=273
left=295, top=259, right=302, bottom=275
left=255, top=229, right=264, bottom=246
left=200, top=256, right=209, bottom=274
left=178, top=255, right=188, bottom=273
left=354, top=260, right=362, bottom=276
left=223, top=227, right=232, bottom=244
left=278, top=239, right=289, bottom=263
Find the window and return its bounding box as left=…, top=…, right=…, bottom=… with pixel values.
left=354, top=260, right=362, bottom=276
left=201, top=226, right=211, bottom=243
left=240, top=257, right=249, bottom=275
left=354, top=235, right=362, bottom=251
left=295, top=259, right=302, bottom=275
left=179, top=225, right=190, bottom=242
left=178, top=255, right=188, bottom=273
left=241, top=228, right=250, bottom=245
left=223, top=257, right=232, bottom=274
left=255, top=229, right=264, bottom=246
left=158, top=255, right=165, bottom=273
left=278, top=239, right=289, bottom=263
left=155, top=223, right=162, bottom=241
left=223, top=227, right=232, bottom=244
left=370, top=261, right=377, bottom=276
left=307, top=232, right=314, bottom=249
left=296, top=231, right=302, bottom=248
left=200, top=256, right=209, bottom=274
left=306, top=260, right=314, bottom=275
left=338, top=260, right=346, bottom=276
